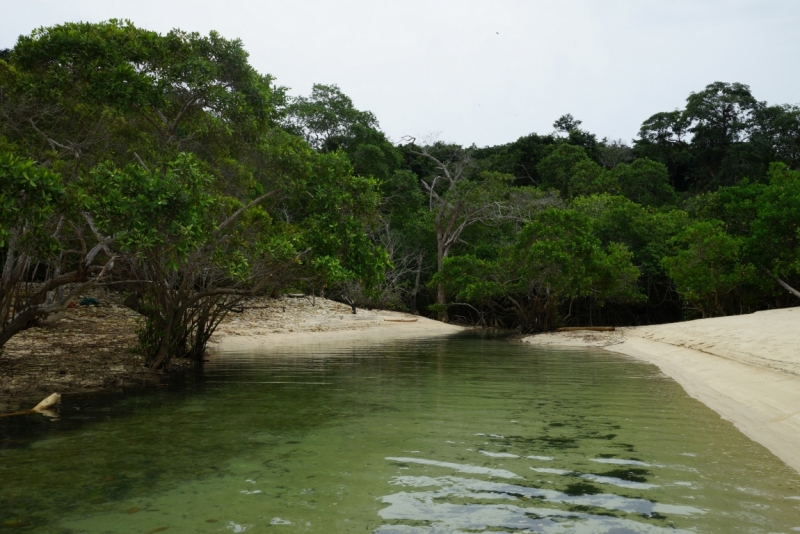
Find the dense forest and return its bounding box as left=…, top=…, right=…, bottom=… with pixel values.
left=2, top=21, right=800, bottom=369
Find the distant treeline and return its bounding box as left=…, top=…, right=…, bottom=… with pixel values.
left=2, top=21, right=799, bottom=368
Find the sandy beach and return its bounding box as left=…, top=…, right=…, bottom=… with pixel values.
left=523, top=307, right=800, bottom=474
left=210, top=295, right=464, bottom=351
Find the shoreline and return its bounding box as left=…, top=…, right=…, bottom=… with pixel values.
left=209, top=298, right=464, bottom=352
left=523, top=307, right=800, bottom=474
left=0, top=294, right=463, bottom=408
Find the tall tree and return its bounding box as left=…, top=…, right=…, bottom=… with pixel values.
left=284, top=83, right=400, bottom=180
left=407, top=142, right=508, bottom=321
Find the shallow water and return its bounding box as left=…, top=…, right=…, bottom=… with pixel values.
left=2, top=333, right=800, bottom=533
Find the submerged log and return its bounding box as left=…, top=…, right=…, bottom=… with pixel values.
left=32, top=393, right=61, bottom=412
left=556, top=326, right=615, bottom=332
left=0, top=393, right=61, bottom=418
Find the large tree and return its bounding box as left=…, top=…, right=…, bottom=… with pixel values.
left=406, top=142, right=510, bottom=321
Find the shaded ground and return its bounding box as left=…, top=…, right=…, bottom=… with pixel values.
left=0, top=301, right=155, bottom=404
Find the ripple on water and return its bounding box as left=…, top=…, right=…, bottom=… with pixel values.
left=385, top=457, right=521, bottom=479
left=377, top=473, right=702, bottom=533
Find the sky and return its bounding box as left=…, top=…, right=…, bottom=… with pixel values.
left=2, top=0, right=799, bottom=147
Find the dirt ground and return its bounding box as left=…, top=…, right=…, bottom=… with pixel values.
left=0, top=299, right=155, bottom=404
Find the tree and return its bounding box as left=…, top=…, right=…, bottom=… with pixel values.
left=284, top=83, right=401, bottom=181
left=553, top=114, right=599, bottom=159
left=609, top=158, right=677, bottom=207
left=597, top=138, right=634, bottom=169
left=536, top=144, right=616, bottom=200
left=84, top=154, right=279, bottom=369
left=408, top=142, right=509, bottom=321
left=635, top=82, right=767, bottom=192
left=432, top=208, right=642, bottom=331
left=0, top=152, right=115, bottom=349
left=0, top=20, right=284, bottom=179
left=471, top=132, right=559, bottom=186
left=635, top=110, right=693, bottom=190
left=506, top=208, right=641, bottom=330
left=687, top=163, right=800, bottom=304
left=284, top=84, right=377, bottom=152
left=662, top=220, right=756, bottom=317
left=752, top=104, right=800, bottom=170
left=747, top=163, right=800, bottom=298
left=683, top=82, right=763, bottom=189
left=572, top=194, right=689, bottom=323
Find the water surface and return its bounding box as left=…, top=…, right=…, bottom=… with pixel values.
left=2, top=333, right=800, bottom=533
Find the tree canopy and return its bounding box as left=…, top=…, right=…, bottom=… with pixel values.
left=3, top=21, right=800, bottom=361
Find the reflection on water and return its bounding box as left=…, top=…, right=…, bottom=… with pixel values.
left=1, top=333, right=800, bottom=533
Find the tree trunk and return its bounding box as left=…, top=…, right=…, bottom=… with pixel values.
left=436, top=243, right=448, bottom=323
left=409, top=251, right=423, bottom=315
left=764, top=268, right=800, bottom=299
left=150, top=309, right=175, bottom=370
left=436, top=282, right=448, bottom=323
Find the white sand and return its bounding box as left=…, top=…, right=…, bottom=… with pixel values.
left=523, top=307, right=800, bottom=474
left=211, top=295, right=463, bottom=352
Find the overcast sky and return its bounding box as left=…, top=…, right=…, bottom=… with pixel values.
left=2, top=1, right=799, bottom=147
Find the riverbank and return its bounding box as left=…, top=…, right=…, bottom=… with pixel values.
left=0, top=294, right=462, bottom=405
left=0, top=302, right=154, bottom=406
left=209, top=295, right=463, bottom=352
left=523, top=307, right=800, bottom=474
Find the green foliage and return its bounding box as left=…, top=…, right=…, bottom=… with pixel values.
left=662, top=221, right=756, bottom=317
left=433, top=207, right=643, bottom=331
left=85, top=154, right=217, bottom=266
left=5, top=19, right=800, bottom=347
left=286, top=149, right=389, bottom=288
left=432, top=255, right=502, bottom=305
left=0, top=151, right=65, bottom=249
left=1, top=19, right=284, bottom=183
left=748, top=163, right=800, bottom=278
left=573, top=194, right=688, bottom=278
left=471, top=132, right=558, bottom=185
left=536, top=144, right=594, bottom=198
left=608, top=158, right=677, bottom=207
left=510, top=208, right=641, bottom=306
left=285, top=83, right=400, bottom=180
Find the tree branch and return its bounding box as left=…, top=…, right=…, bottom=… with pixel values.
left=215, top=191, right=277, bottom=235
left=762, top=267, right=800, bottom=299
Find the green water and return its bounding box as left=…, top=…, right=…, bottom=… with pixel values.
left=2, top=333, right=800, bottom=533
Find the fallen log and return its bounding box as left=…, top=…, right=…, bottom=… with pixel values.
left=556, top=326, right=615, bottom=332
left=384, top=318, right=419, bottom=323
left=0, top=393, right=61, bottom=418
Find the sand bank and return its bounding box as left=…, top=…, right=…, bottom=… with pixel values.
left=210, top=295, right=463, bottom=352
left=523, top=307, right=800, bottom=474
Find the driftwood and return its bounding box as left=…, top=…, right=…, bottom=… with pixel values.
left=384, top=318, right=419, bottom=323
left=556, top=326, right=615, bottom=332
left=0, top=393, right=61, bottom=418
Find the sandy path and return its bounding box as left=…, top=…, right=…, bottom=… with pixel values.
left=523, top=307, right=800, bottom=474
